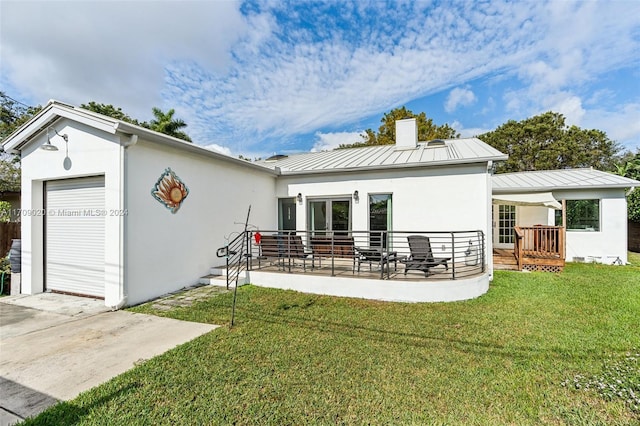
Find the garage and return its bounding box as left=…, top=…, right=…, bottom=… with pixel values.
left=45, top=176, right=105, bottom=297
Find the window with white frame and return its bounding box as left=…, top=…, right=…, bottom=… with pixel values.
left=556, top=199, right=600, bottom=231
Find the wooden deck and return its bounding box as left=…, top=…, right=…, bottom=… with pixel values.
left=494, top=228, right=566, bottom=273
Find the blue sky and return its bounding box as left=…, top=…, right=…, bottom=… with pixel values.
left=2, top=0, right=639, bottom=158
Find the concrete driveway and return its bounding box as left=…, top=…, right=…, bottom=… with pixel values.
left=0, top=293, right=218, bottom=425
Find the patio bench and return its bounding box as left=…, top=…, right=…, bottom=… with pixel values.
left=310, top=235, right=357, bottom=272
left=258, top=233, right=312, bottom=271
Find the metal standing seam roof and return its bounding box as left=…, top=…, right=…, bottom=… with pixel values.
left=257, top=138, right=507, bottom=175
left=492, top=168, right=640, bottom=192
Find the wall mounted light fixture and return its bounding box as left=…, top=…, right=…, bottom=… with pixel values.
left=297, top=193, right=303, bottom=203
left=353, top=190, right=359, bottom=202
left=41, top=127, right=68, bottom=151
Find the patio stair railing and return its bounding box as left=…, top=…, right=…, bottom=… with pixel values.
left=216, top=231, right=248, bottom=290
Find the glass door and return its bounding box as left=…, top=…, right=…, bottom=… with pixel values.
left=308, top=199, right=351, bottom=235
left=493, top=204, right=516, bottom=249
left=309, top=200, right=328, bottom=235
left=369, top=194, right=392, bottom=248
left=278, top=198, right=296, bottom=231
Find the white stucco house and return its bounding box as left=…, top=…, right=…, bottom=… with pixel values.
left=2, top=101, right=638, bottom=307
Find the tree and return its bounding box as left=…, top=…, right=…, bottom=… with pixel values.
left=340, top=106, right=459, bottom=149
left=1, top=92, right=42, bottom=141
left=81, top=102, right=192, bottom=142
left=146, top=107, right=192, bottom=142
left=479, top=112, right=621, bottom=173
left=1, top=93, right=42, bottom=192
left=613, top=151, right=640, bottom=222
left=0, top=157, right=20, bottom=192
left=80, top=102, right=140, bottom=125
left=0, top=200, right=10, bottom=222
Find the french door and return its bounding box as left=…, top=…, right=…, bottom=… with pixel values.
left=308, top=199, right=351, bottom=235
left=493, top=204, right=516, bottom=249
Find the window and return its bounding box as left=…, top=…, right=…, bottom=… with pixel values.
left=557, top=199, right=600, bottom=231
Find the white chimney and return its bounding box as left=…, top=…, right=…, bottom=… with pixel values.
left=395, top=118, right=417, bottom=150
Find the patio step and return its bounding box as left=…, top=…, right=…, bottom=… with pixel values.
left=199, top=267, right=249, bottom=286
left=199, top=274, right=228, bottom=286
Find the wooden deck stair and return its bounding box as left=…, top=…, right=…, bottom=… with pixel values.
left=493, top=249, right=519, bottom=271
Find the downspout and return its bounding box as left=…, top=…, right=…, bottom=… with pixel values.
left=111, top=133, right=137, bottom=310
left=486, top=161, right=494, bottom=279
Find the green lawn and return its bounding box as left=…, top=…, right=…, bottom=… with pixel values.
left=24, top=262, right=640, bottom=425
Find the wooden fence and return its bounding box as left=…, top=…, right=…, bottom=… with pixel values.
left=630, top=221, right=640, bottom=253
left=1, top=222, right=21, bottom=258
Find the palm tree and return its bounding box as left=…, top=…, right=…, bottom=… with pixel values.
left=147, top=107, right=192, bottom=142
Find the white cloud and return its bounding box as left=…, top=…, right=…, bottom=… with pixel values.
left=451, top=121, right=491, bottom=139
left=202, top=144, right=233, bottom=157
left=0, top=1, right=247, bottom=120
left=445, top=87, right=477, bottom=113
left=2, top=0, right=638, bottom=154
left=548, top=94, right=586, bottom=126
left=582, top=103, right=640, bottom=152
left=311, top=131, right=366, bottom=152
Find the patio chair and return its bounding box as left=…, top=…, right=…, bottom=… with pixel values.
left=355, top=231, right=397, bottom=272
left=282, top=233, right=312, bottom=271
left=401, top=235, right=450, bottom=277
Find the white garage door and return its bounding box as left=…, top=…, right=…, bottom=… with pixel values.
left=45, top=176, right=105, bottom=297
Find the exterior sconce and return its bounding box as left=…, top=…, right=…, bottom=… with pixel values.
left=353, top=190, right=359, bottom=202
left=297, top=193, right=303, bottom=204
left=41, top=127, right=67, bottom=151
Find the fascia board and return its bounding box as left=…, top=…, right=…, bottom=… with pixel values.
left=2, top=103, right=118, bottom=153
left=114, top=121, right=277, bottom=176
left=492, top=182, right=640, bottom=193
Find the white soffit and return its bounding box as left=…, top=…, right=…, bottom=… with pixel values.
left=492, top=192, right=562, bottom=210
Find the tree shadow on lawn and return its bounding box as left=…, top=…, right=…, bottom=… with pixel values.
left=21, top=382, right=142, bottom=426
left=229, top=301, right=621, bottom=364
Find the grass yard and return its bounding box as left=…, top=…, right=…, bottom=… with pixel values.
left=24, top=262, right=640, bottom=425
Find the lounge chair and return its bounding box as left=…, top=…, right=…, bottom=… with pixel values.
left=401, top=235, right=450, bottom=277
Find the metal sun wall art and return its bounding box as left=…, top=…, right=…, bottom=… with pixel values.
left=151, top=168, right=189, bottom=213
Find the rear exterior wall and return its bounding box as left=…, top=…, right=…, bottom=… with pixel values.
left=552, top=188, right=629, bottom=264
left=276, top=163, right=494, bottom=276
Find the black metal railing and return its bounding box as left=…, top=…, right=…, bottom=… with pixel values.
left=216, top=231, right=247, bottom=290
left=241, top=230, right=485, bottom=280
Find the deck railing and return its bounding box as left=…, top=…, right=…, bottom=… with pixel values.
left=514, top=226, right=565, bottom=270
left=242, top=230, right=486, bottom=280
